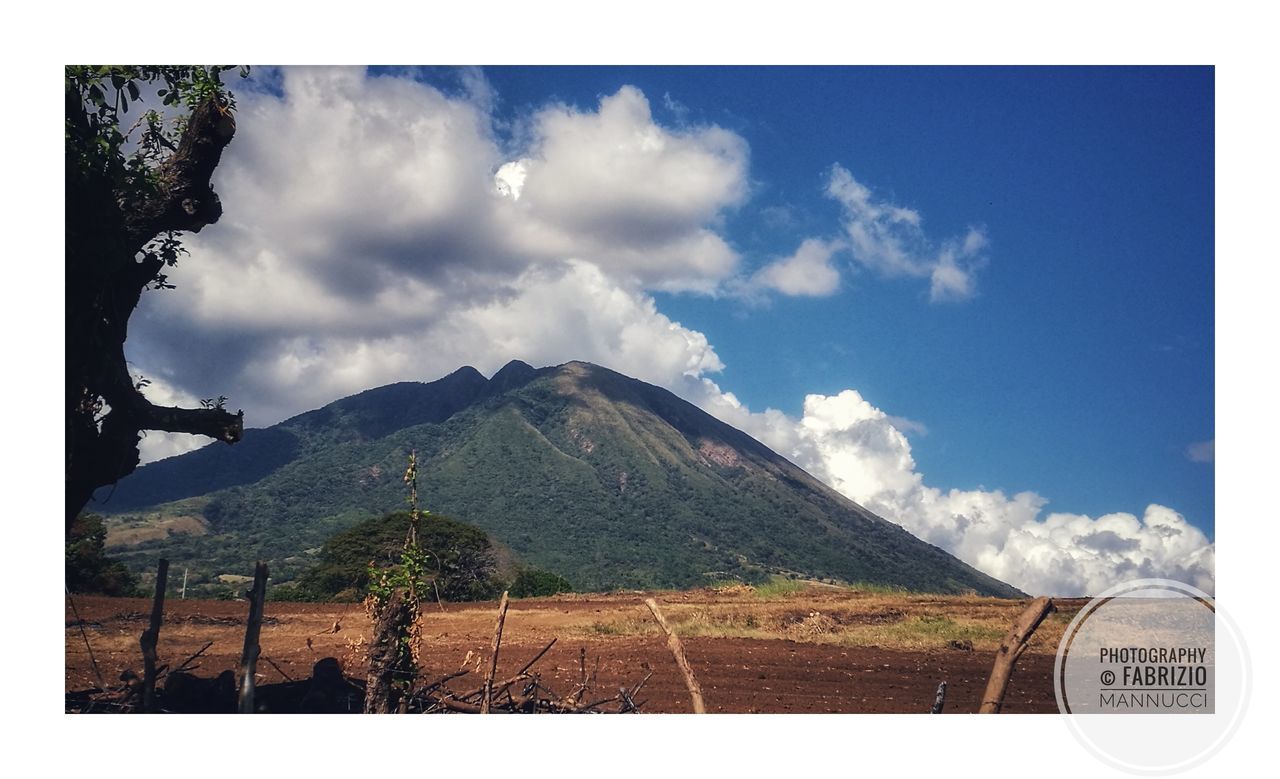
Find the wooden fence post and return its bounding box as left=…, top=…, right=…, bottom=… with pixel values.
left=238, top=561, right=269, bottom=713
left=481, top=591, right=510, bottom=714
left=645, top=598, right=706, bottom=713
left=979, top=596, right=1054, bottom=713
left=140, top=558, right=169, bottom=713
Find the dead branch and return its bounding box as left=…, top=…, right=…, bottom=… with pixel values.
left=262, top=655, right=295, bottom=683
left=168, top=640, right=214, bottom=677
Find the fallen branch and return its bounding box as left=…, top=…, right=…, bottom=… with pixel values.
left=168, top=640, right=214, bottom=678
left=262, top=655, right=295, bottom=683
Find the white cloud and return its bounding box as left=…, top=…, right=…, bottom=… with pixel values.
left=504, top=85, right=749, bottom=292
left=131, top=68, right=748, bottom=427
left=826, top=164, right=987, bottom=302
left=751, top=238, right=843, bottom=297
left=684, top=381, right=1215, bottom=596
left=1186, top=439, right=1214, bottom=463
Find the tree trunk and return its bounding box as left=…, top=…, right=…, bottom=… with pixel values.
left=364, top=589, right=415, bottom=714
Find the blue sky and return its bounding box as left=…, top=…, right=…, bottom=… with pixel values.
left=121, top=65, right=1214, bottom=595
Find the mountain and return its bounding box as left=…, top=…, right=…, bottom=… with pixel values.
left=94, top=361, right=1023, bottom=597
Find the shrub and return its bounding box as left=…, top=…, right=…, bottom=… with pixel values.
left=509, top=568, right=572, bottom=598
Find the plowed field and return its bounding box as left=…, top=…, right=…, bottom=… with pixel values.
left=66, top=587, right=1083, bottom=713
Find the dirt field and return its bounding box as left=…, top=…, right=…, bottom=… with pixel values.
left=66, top=586, right=1084, bottom=713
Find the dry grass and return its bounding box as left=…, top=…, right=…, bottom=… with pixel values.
left=564, top=583, right=1078, bottom=654
left=104, top=514, right=209, bottom=547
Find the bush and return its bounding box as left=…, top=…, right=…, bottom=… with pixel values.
left=509, top=568, right=572, bottom=598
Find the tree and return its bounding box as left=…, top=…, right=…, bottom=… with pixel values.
left=65, top=67, right=247, bottom=528
left=289, top=510, right=501, bottom=602
left=66, top=513, right=140, bottom=596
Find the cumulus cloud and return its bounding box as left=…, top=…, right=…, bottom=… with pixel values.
left=683, top=381, right=1215, bottom=596
left=826, top=164, right=988, bottom=302
left=496, top=85, right=749, bottom=292
left=130, top=68, right=747, bottom=427
left=750, top=238, right=843, bottom=297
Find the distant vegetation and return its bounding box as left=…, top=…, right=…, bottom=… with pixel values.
left=67, top=514, right=141, bottom=596
left=509, top=568, right=573, bottom=598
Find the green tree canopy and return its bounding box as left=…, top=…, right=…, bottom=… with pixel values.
left=290, top=512, right=502, bottom=602
left=66, top=513, right=139, bottom=596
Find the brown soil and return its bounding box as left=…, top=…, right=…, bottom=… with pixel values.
left=66, top=589, right=1081, bottom=713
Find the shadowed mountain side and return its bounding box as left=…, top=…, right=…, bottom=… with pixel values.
left=95, top=361, right=1023, bottom=598
left=94, top=365, right=492, bottom=512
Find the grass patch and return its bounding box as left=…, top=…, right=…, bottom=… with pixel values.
left=836, top=614, right=1006, bottom=650
left=753, top=576, right=806, bottom=599
left=845, top=580, right=910, bottom=595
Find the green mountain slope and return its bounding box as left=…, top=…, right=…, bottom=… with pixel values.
left=94, top=361, right=1023, bottom=597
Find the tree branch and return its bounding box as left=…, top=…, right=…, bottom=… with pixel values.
left=135, top=402, right=243, bottom=443
left=125, top=97, right=236, bottom=243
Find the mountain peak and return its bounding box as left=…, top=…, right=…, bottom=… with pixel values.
left=445, top=365, right=486, bottom=382
left=494, top=359, right=535, bottom=377
left=488, top=359, right=540, bottom=395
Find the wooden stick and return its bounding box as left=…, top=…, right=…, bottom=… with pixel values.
left=628, top=670, right=655, bottom=700
left=237, top=561, right=269, bottom=714
left=930, top=681, right=947, bottom=713
left=516, top=638, right=557, bottom=677
left=140, top=558, right=168, bottom=713
left=451, top=639, right=556, bottom=702
left=645, top=597, right=706, bottom=713
left=65, top=585, right=105, bottom=690
left=166, top=640, right=214, bottom=678
left=262, top=655, right=295, bottom=683
left=979, top=596, right=1054, bottom=713
left=481, top=591, right=510, bottom=714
